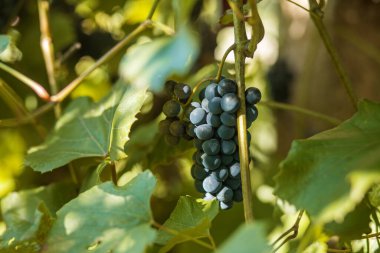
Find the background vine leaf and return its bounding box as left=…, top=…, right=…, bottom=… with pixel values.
left=0, top=35, right=10, bottom=54
left=275, top=100, right=380, bottom=223
left=155, top=196, right=219, bottom=253
left=217, top=222, right=271, bottom=253
left=119, top=26, right=199, bottom=92
left=42, top=170, right=157, bottom=253
left=25, top=82, right=147, bottom=173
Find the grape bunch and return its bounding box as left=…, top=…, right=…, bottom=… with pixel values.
left=189, top=78, right=261, bottom=210
left=158, top=80, right=195, bottom=145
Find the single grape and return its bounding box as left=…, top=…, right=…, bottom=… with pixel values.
left=220, top=201, right=233, bottom=210
left=169, top=120, right=185, bottom=137
left=195, top=124, right=214, bottom=140
left=204, top=192, right=215, bottom=201
left=201, top=98, right=209, bottom=112
left=220, top=112, right=236, bottom=126
left=211, top=166, right=229, bottom=182
left=246, top=105, right=258, bottom=128
left=163, top=100, right=181, bottom=117
left=229, top=162, right=240, bottom=178
left=159, top=118, right=172, bottom=134
left=191, top=101, right=201, bottom=108
left=221, top=140, right=236, bottom=155
left=217, top=78, right=237, bottom=96
left=221, top=93, right=240, bottom=113
left=190, top=107, right=207, bottom=125
left=225, top=178, right=241, bottom=190
left=164, top=80, right=177, bottom=95
left=191, top=164, right=209, bottom=180
left=195, top=179, right=206, bottom=193
left=202, top=175, right=222, bottom=193
left=233, top=188, right=243, bottom=202
left=174, top=83, right=192, bottom=102
left=201, top=153, right=221, bottom=170
left=217, top=186, right=234, bottom=202
left=217, top=125, right=235, bottom=140
left=202, top=139, right=220, bottom=155
left=221, top=155, right=234, bottom=165
left=205, top=83, right=220, bottom=100
left=208, top=97, right=223, bottom=114
left=186, top=123, right=196, bottom=137
left=206, top=113, right=221, bottom=128
left=164, top=134, right=179, bottom=145
left=245, top=87, right=261, bottom=105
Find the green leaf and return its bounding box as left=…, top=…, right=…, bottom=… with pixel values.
left=25, top=82, right=147, bottom=172
left=324, top=199, right=371, bottom=240
left=0, top=182, right=77, bottom=251
left=120, top=26, right=199, bottom=92
left=155, top=196, right=218, bottom=253
left=42, top=170, right=157, bottom=253
left=218, top=222, right=271, bottom=253
left=275, top=100, right=380, bottom=223
left=0, top=35, right=10, bottom=54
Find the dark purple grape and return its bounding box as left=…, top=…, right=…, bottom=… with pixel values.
left=208, top=97, right=222, bottom=114
left=217, top=186, right=233, bottom=202
left=203, top=175, right=222, bottom=193
left=163, top=100, right=181, bottom=117
left=202, top=139, right=220, bottom=155
left=245, top=87, right=261, bottom=105
left=190, top=108, right=206, bottom=125
left=220, top=112, right=236, bottom=126
left=206, top=113, right=221, bottom=128
left=221, top=93, right=240, bottom=113
left=217, top=78, right=237, bottom=96
left=195, top=124, right=214, bottom=140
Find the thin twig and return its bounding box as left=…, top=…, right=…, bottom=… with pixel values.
left=185, top=77, right=215, bottom=106
left=272, top=210, right=305, bottom=253
left=50, top=21, right=150, bottom=102
left=0, top=62, right=50, bottom=101
left=38, top=0, right=61, bottom=116
left=215, top=43, right=236, bottom=82
left=146, top=0, right=161, bottom=20
left=259, top=100, right=342, bottom=125
left=56, top=42, right=81, bottom=66
left=308, top=0, right=358, bottom=110
left=151, top=220, right=214, bottom=250
left=232, top=0, right=254, bottom=223
left=286, top=0, right=315, bottom=15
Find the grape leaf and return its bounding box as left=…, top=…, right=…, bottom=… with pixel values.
left=0, top=35, right=10, bottom=54
left=0, top=182, right=77, bottom=252
left=155, top=196, right=218, bottom=253
left=119, top=25, right=199, bottom=92
left=324, top=199, right=371, bottom=240
left=25, top=82, right=147, bottom=173
left=42, top=170, right=156, bottom=253
left=275, top=100, right=380, bottom=223
left=218, top=222, right=271, bottom=253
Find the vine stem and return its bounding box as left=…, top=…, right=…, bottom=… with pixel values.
left=38, top=0, right=61, bottom=117
left=0, top=62, right=50, bottom=101
left=146, top=0, right=161, bottom=20
left=215, top=43, right=236, bottom=82
left=232, top=0, right=254, bottom=223
left=151, top=220, right=214, bottom=250
left=272, top=210, right=304, bottom=252
left=259, top=100, right=342, bottom=125
left=308, top=0, right=358, bottom=110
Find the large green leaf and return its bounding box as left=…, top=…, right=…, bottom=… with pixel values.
left=119, top=26, right=199, bottom=92
left=42, top=170, right=157, bottom=253
left=0, top=182, right=77, bottom=252
left=25, top=82, right=147, bottom=173
left=156, top=196, right=218, bottom=253
left=275, top=100, right=380, bottom=223
left=217, top=223, right=271, bottom=253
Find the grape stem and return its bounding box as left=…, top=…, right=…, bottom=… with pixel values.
left=307, top=0, right=358, bottom=110
left=272, top=210, right=304, bottom=253
left=185, top=77, right=215, bottom=107
left=38, top=0, right=61, bottom=117
left=151, top=220, right=215, bottom=250
left=215, top=43, right=236, bottom=82
left=231, top=0, right=254, bottom=223
left=259, top=100, right=342, bottom=125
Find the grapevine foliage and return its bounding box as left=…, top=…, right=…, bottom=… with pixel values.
left=0, top=1, right=379, bottom=253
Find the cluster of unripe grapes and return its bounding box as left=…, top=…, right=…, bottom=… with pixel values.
left=159, top=78, right=261, bottom=210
